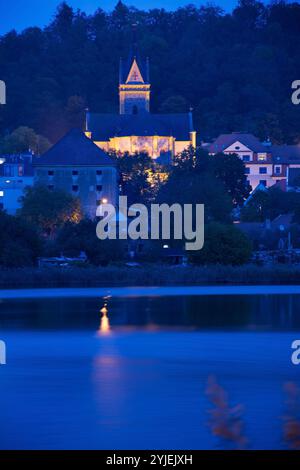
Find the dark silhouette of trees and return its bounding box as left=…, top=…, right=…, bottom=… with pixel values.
left=0, top=0, right=300, bottom=145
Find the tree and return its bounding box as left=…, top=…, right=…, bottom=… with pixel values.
left=241, top=186, right=300, bottom=222
left=157, top=168, right=232, bottom=224
left=159, top=95, right=189, bottom=113
left=56, top=219, right=125, bottom=265
left=65, top=95, right=86, bottom=128
left=211, top=152, right=251, bottom=205
left=0, top=127, right=51, bottom=155
left=0, top=211, right=41, bottom=267
left=114, top=152, right=161, bottom=205
left=18, top=185, right=82, bottom=236
left=191, top=223, right=252, bottom=265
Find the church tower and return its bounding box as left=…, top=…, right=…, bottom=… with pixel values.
left=119, top=26, right=150, bottom=115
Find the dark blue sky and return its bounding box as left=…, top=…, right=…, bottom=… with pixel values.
left=0, top=0, right=238, bottom=35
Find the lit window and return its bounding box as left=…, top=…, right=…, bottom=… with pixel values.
left=0, top=191, right=3, bottom=197
left=259, top=167, right=267, bottom=174
left=258, top=153, right=267, bottom=161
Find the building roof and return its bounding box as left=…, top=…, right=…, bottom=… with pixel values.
left=88, top=112, right=192, bottom=141
left=120, top=53, right=149, bottom=85
left=34, top=129, right=115, bottom=167
left=209, top=133, right=267, bottom=154
left=271, top=145, right=300, bottom=163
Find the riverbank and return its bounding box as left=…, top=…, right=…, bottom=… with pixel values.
left=1, top=263, right=300, bottom=288
left=1, top=285, right=300, bottom=299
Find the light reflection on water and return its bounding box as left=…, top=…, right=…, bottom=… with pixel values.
left=0, top=293, right=299, bottom=449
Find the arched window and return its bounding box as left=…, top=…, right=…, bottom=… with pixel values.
left=132, top=105, right=138, bottom=115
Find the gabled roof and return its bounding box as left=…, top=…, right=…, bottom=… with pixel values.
left=34, top=129, right=115, bottom=167
left=88, top=113, right=192, bottom=141
left=120, top=50, right=149, bottom=85
left=209, top=133, right=267, bottom=154
left=271, top=145, right=300, bottom=163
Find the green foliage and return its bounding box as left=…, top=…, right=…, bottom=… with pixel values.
left=159, top=95, right=189, bottom=113
left=212, top=152, right=251, bottom=204
left=0, top=126, right=51, bottom=155
left=0, top=211, right=41, bottom=267
left=159, top=146, right=249, bottom=223
left=18, top=185, right=82, bottom=235
left=1, top=1, right=300, bottom=143
left=56, top=219, right=125, bottom=265
left=113, top=151, right=163, bottom=205
left=191, top=223, right=252, bottom=266
left=241, top=186, right=300, bottom=222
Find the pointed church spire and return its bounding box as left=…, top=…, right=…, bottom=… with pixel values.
left=119, top=26, right=151, bottom=114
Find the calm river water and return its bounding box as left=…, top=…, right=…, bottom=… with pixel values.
left=0, top=288, right=299, bottom=449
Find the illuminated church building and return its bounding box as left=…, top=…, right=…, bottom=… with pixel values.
left=85, top=42, right=196, bottom=160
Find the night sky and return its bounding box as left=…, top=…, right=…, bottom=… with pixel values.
left=0, top=0, right=239, bottom=35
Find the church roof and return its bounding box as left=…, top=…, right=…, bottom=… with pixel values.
left=120, top=53, right=149, bottom=84
left=88, top=113, right=192, bottom=141
left=35, top=129, right=115, bottom=167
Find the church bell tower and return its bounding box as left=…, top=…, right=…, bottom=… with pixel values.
left=119, top=25, right=150, bottom=115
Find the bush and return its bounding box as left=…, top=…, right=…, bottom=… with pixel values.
left=0, top=211, right=41, bottom=267
left=190, top=223, right=252, bottom=266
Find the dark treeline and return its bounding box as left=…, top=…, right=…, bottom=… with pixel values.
left=1, top=0, right=300, bottom=145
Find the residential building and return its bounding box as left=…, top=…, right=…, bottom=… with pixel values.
left=0, top=152, right=34, bottom=214
left=208, top=133, right=300, bottom=191
left=34, top=129, right=118, bottom=218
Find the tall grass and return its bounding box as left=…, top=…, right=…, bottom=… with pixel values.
left=0, top=263, right=300, bottom=288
